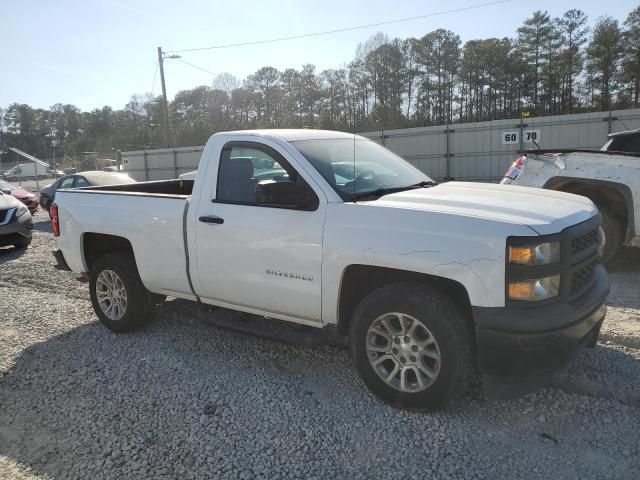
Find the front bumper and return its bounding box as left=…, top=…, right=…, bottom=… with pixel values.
left=473, top=265, right=609, bottom=378
left=0, top=212, right=33, bottom=246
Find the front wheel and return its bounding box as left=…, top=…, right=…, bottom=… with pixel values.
left=598, top=207, right=622, bottom=264
left=350, top=283, right=474, bottom=411
left=89, top=252, right=154, bottom=332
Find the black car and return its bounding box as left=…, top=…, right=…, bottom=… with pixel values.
left=39, top=171, right=136, bottom=211
left=0, top=191, right=32, bottom=249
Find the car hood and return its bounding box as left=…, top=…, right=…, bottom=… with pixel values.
left=366, top=181, right=597, bottom=235
left=8, top=187, right=33, bottom=199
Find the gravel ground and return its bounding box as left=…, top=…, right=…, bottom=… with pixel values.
left=0, top=210, right=639, bottom=480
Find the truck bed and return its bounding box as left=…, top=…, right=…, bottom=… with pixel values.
left=76, top=179, right=194, bottom=196
left=54, top=179, right=194, bottom=299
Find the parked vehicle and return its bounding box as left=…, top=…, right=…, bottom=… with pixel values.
left=0, top=180, right=39, bottom=214
left=0, top=191, right=33, bottom=248
left=51, top=129, right=608, bottom=410
left=47, top=169, right=65, bottom=178
left=63, top=168, right=77, bottom=175
left=501, top=129, right=640, bottom=263
left=4, top=162, right=48, bottom=181
left=39, top=171, right=136, bottom=211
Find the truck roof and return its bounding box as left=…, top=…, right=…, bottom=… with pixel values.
left=218, top=129, right=361, bottom=142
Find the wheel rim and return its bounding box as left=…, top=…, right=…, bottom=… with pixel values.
left=96, top=269, right=128, bottom=321
left=365, top=312, right=441, bottom=393
left=597, top=225, right=606, bottom=259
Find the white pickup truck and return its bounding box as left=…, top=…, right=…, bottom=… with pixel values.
left=51, top=129, right=609, bottom=410
left=501, top=128, right=640, bottom=262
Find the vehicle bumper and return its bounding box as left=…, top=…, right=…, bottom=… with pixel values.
left=473, top=266, right=609, bottom=378
left=0, top=213, right=33, bottom=246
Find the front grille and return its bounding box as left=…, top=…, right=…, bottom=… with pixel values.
left=571, top=228, right=600, bottom=256
left=570, top=260, right=597, bottom=297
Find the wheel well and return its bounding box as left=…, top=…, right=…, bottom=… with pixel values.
left=337, top=265, right=472, bottom=336
left=82, top=233, right=134, bottom=272
left=552, top=182, right=629, bottom=234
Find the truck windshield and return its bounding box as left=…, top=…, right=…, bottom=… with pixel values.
left=291, top=138, right=433, bottom=201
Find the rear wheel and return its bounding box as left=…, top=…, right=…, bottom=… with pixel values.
left=349, top=283, right=474, bottom=411
left=598, top=207, right=622, bottom=264
left=89, top=252, right=154, bottom=332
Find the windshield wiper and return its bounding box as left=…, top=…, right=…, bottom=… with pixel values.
left=350, top=180, right=435, bottom=201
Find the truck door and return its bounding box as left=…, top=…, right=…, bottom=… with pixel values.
left=191, top=140, right=325, bottom=325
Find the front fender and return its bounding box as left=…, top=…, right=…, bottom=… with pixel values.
left=321, top=203, right=534, bottom=325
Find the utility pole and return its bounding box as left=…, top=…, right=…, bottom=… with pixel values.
left=157, top=47, right=171, bottom=148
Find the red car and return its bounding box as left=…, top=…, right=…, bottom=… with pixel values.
left=0, top=179, right=39, bottom=214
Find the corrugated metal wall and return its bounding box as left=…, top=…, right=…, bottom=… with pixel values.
left=120, top=146, right=204, bottom=181
left=362, top=108, right=640, bottom=181
left=121, top=108, right=640, bottom=182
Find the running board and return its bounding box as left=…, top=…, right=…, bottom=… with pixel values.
left=195, top=305, right=346, bottom=348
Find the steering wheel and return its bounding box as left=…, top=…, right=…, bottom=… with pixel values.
left=356, top=170, right=375, bottom=181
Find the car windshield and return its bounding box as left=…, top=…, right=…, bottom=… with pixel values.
left=291, top=138, right=432, bottom=201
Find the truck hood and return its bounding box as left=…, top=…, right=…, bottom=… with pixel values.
left=367, top=181, right=597, bottom=235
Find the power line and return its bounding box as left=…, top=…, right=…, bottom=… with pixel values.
left=167, top=0, right=514, bottom=54
left=175, top=58, right=217, bottom=76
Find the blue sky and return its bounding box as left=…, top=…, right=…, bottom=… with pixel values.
left=1, top=0, right=637, bottom=111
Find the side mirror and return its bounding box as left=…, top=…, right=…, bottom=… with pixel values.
left=255, top=181, right=317, bottom=210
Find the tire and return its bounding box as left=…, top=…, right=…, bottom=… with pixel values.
left=89, top=252, right=154, bottom=332
left=598, top=207, right=622, bottom=264
left=349, top=283, right=474, bottom=411
left=13, top=237, right=32, bottom=249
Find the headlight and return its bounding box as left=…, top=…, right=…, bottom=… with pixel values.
left=508, top=275, right=560, bottom=301
left=16, top=205, right=29, bottom=218
left=508, top=241, right=560, bottom=265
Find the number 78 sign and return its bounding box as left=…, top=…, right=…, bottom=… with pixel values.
left=502, top=130, right=541, bottom=145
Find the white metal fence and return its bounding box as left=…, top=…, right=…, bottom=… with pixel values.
left=121, top=108, right=640, bottom=182
left=120, top=146, right=204, bottom=182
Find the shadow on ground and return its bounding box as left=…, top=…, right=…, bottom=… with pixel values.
left=0, top=245, right=28, bottom=263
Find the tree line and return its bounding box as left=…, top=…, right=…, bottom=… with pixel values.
left=1, top=7, right=639, bottom=164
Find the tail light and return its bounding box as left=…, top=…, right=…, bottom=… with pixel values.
left=50, top=202, right=60, bottom=237
left=503, top=155, right=527, bottom=180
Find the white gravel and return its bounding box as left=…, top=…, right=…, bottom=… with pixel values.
left=0, top=210, right=639, bottom=479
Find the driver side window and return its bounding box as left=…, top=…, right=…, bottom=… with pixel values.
left=216, top=143, right=309, bottom=207
left=217, top=146, right=288, bottom=204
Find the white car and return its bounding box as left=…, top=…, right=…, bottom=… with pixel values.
left=501, top=128, right=640, bottom=262
left=50, top=129, right=608, bottom=410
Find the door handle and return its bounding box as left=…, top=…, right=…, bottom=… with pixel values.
left=199, top=215, right=224, bottom=225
